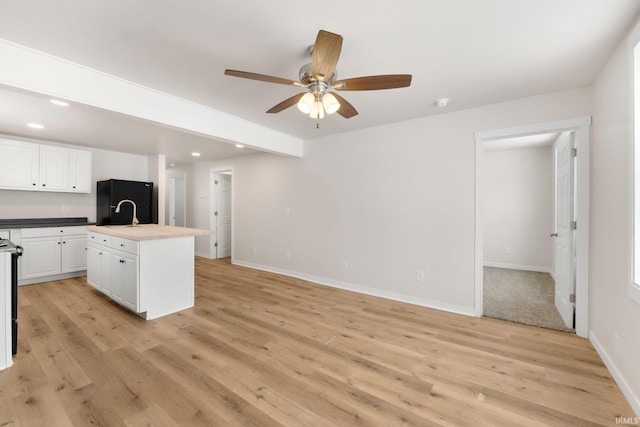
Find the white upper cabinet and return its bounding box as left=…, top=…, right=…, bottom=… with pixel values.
left=40, top=145, right=69, bottom=191
left=0, top=139, right=39, bottom=190
left=68, top=149, right=92, bottom=193
left=0, top=138, right=91, bottom=193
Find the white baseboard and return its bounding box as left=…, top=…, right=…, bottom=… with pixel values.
left=590, top=331, right=640, bottom=417
left=233, top=259, right=475, bottom=317
left=483, top=261, right=551, bottom=274
left=19, top=270, right=86, bottom=286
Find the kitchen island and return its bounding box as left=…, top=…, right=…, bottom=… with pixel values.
left=86, top=224, right=212, bottom=320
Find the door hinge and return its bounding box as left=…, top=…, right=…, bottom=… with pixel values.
left=569, top=293, right=576, bottom=303
left=570, top=220, right=577, bottom=230
left=571, top=148, right=577, bottom=157
left=214, top=211, right=218, bottom=216
left=214, top=242, right=218, bottom=247
left=215, top=180, right=218, bottom=185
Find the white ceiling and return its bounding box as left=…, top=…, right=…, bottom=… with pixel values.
left=0, top=0, right=638, bottom=164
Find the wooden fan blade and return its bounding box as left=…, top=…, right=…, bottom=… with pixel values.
left=225, top=69, right=300, bottom=86
left=266, top=93, right=306, bottom=114
left=333, top=74, right=412, bottom=91
left=330, top=92, right=358, bottom=118
left=311, top=30, right=343, bottom=82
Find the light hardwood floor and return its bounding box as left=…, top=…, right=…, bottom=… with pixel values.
left=0, top=257, right=634, bottom=426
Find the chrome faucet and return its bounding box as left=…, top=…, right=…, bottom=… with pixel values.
left=115, top=199, right=139, bottom=226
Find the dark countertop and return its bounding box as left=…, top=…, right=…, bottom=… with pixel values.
left=0, top=217, right=95, bottom=229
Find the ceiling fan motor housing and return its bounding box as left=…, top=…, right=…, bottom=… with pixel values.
left=299, top=63, right=336, bottom=86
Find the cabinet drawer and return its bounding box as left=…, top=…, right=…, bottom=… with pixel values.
left=88, top=232, right=111, bottom=246
left=22, top=226, right=88, bottom=238
left=111, top=236, right=138, bottom=255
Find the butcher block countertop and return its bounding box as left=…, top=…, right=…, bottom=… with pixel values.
left=87, top=224, right=213, bottom=241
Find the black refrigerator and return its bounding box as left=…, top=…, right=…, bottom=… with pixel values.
left=97, top=179, right=154, bottom=225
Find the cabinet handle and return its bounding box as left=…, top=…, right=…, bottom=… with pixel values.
left=63, top=241, right=66, bottom=244
left=42, top=184, right=46, bottom=187
left=120, top=244, right=124, bottom=247
left=120, top=260, right=125, bottom=264
left=73, top=186, right=76, bottom=189
left=32, top=183, right=36, bottom=186
left=57, top=242, right=60, bottom=245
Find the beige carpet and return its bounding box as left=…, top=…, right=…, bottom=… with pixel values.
left=483, top=267, right=573, bottom=332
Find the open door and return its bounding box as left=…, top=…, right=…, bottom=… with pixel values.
left=553, top=131, right=575, bottom=329
left=212, top=172, right=232, bottom=258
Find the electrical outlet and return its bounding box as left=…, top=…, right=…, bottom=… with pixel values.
left=285, top=207, right=291, bottom=215
left=416, top=271, right=425, bottom=282
left=62, top=203, right=69, bottom=211
left=285, top=251, right=292, bottom=260
left=505, top=247, right=511, bottom=255
left=342, top=260, right=349, bottom=270
left=252, top=246, right=257, bottom=255
left=613, top=333, right=620, bottom=354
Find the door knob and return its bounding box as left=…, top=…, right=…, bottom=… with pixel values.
left=550, top=233, right=558, bottom=237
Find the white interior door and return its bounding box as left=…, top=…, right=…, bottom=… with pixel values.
left=168, top=178, right=176, bottom=226
left=168, top=175, right=186, bottom=227
left=554, top=132, right=575, bottom=329
left=215, top=174, right=232, bottom=258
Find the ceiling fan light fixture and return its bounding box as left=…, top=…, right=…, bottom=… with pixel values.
left=309, top=100, right=325, bottom=119
left=322, top=93, right=340, bottom=114
left=297, top=93, right=314, bottom=113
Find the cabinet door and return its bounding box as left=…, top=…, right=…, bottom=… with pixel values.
left=0, top=139, right=39, bottom=190
left=111, top=250, right=138, bottom=312
left=86, top=244, right=102, bottom=290
left=39, top=145, right=69, bottom=191
left=100, top=247, right=112, bottom=296
left=62, top=235, right=88, bottom=273
left=20, top=237, right=62, bottom=279
left=69, top=149, right=92, bottom=193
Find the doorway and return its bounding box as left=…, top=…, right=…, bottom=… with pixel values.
left=210, top=169, right=233, bottom=259
left=168, top=173, right=186, bottom=227
left=482, top=132, right=571, bottom=331
left=475, top=117, right=591, bottom=337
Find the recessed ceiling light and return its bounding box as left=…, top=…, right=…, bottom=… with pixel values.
left=50, top=99, right=69, bottom=107
left=169, top=163, right=175, bottom=167
left=235, top=144, right=244, bottom=148
left=191, top=152, right=200, bottom=157
left=434, top=98, right=450, bottom=108
left=27, top=123, right=44, bottom=129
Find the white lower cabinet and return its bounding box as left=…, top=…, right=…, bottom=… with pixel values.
left=87, top=232, right=138, bottom=313
left=19, top=226, right=87, bottom=282
left=110, top=250, right=138, bottom=312
left=20, top=236, right=62, bottom=279
left=86, top=243, right=112, bottom=296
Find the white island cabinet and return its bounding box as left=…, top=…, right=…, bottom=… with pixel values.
left=86, top=224, right=212, bottom=320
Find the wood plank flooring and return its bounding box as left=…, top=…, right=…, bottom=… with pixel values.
left=0, top=257, right=634, bottom=426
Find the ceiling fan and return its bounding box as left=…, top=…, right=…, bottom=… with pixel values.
left=224, top=30, right=412, bottom=126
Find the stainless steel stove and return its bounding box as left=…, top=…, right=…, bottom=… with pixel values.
left=0, top=238, right=22, bottom=355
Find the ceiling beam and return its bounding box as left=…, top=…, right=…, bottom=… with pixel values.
left=0, top=39, right=303, bottom=158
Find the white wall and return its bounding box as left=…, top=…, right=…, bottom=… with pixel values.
left=483, top=146, right=553, bottom=271
left=590, top=16, right=640, bottom=414
left=184, top=87, right=591, bottom=314
left=0, top=136, right=149, bottom=222
left=147, top=154, right=166, bottom=224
